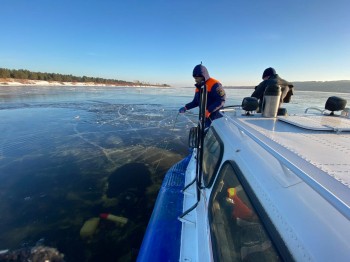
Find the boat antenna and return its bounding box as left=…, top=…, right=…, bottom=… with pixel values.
left=179, top=79, right=207, bottom=221
left=197, top=80, right=207, bottom=188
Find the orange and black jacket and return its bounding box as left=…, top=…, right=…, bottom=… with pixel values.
left=186, top=66, right=226, bottom=114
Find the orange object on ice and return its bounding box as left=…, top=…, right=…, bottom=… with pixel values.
left=100, top=213, right=128, bottom=226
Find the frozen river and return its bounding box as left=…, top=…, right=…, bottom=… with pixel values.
left=0, top=85, right=349, bottom=261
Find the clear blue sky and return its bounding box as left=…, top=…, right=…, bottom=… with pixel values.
left=1, top=0, right=349, bottom=87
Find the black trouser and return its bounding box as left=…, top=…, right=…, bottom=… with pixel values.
left=205, top=110, right=223, bottom=128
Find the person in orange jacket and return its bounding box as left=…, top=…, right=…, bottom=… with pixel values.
left=179, top=64, right=226, bottom=127
left=227, top=187, right=253, bottom=220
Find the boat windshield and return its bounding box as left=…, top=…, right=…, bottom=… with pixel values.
left=209, top=162, right=283, bottom=262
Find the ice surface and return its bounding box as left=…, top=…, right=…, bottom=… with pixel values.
left=0, top=86, right=196, bottom=260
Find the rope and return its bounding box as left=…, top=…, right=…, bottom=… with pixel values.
left=153, top=111, right=196, bottom=174
left=153, top=112, right=180, bottom=174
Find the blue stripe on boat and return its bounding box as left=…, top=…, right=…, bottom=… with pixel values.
left=137, top=155, right=191, bottom=261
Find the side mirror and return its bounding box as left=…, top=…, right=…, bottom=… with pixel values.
left=325, top=96, right=347, bottom=115
left=242, top=97, right=259, bottom=112
left=188, top=126, right=199, bottom=148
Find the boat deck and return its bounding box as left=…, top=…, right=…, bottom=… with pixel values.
left=225, top=112, right=350, bottom=219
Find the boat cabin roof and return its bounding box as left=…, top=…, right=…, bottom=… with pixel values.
left=220, top=112, right=350, bottom=219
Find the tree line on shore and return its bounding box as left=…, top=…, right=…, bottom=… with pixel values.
left=0, top=67, right=170, bottom=87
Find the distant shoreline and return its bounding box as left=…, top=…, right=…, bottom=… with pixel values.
left=0, top=78, right=168, bottom=88
left=225, top=80, right=350, bottom=93
left=1, top=78, right=349, bottom=93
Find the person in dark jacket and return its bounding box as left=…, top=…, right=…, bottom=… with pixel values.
left=179, top=64, right=226, bottom=127
left=251, top=67, right=294, bottom=112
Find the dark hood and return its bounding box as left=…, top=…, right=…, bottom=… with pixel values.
left=262, top=67, right=276, bottom=79
left=192, top=64, right=210, bottom=81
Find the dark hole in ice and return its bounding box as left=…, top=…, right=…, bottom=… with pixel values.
left=106, top=163, right=152, bottom=199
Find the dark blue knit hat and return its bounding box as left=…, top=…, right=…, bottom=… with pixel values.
left=192, top=64, right=210, bottom=81
left=262, top=67, right=276, bottom=79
